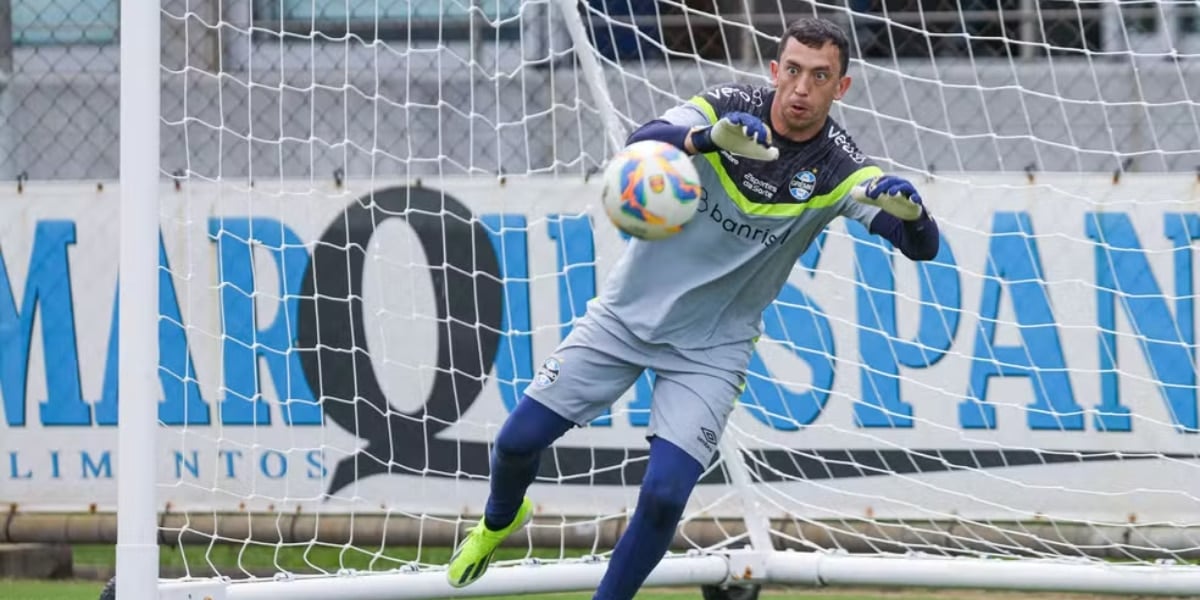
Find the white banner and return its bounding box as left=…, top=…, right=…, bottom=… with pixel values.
left=2, top=174, right=1199, bottom=523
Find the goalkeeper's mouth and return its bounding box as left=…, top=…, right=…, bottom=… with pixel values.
left=786, top=102, right=810, bottom=118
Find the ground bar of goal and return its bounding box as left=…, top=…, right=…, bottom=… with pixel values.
left=767, top=551, right=1200, bottom=597
left=201, top=555, right=730, bottom=600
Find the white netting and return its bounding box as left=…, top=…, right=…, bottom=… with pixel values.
left=147, top=0, right=1200, bottom=593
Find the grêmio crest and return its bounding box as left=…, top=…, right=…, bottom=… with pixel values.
left=788, top=169, right=817, bottom=201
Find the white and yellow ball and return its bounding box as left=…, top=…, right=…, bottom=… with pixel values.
left=600, top=140, right=702, bottom=241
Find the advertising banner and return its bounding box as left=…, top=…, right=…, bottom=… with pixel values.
left=2, top=175, right=1199, bottom=522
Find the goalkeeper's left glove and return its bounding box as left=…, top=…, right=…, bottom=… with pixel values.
left=851, top=174, right=925, bottom=221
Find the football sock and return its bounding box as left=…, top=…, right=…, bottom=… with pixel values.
left=593, top=436, right=704, bottom=600
left=483, top=394, right=574, bottom=531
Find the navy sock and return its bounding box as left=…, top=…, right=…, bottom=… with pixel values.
left=593, top=437, right=704, bottom=600
left=483, top=395, right=574, bottom=531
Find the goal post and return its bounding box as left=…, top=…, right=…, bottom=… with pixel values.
left=116, top=0, right=161, bottom=599
left=7, top=0, right=1192, bottom=597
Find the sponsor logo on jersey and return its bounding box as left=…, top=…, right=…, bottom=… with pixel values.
left=704, top=85, right=765, bottom=107
left=696, top=192, right=791, bottom=247
left=827, top=125, right=868, bottom=163
left=789, top=170, right=817, bottom=201
left=741, top=172, right=778, bottom=199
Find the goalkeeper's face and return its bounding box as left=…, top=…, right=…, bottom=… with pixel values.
left=769, top=38, right=851, bottom=142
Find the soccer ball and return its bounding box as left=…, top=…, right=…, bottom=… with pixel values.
left=600, top=140, right=702, bottom=241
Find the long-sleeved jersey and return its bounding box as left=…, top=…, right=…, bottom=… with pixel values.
left=586, top=83, right=893, bottom=350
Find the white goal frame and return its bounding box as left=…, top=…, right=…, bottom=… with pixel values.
left=113, top=0, right=1200, bottom=598
left=117, top=0, right=161, bottom=599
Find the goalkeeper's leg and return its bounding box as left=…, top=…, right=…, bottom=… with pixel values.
left=447, top=395, right=573, bottom=587
left=484, top=395, right=573, bottom=529
left=448, top=315, right=646, bottom=588
left=592, top=353, right=743, bottom=600
left=592, top=436, right=704, bottom=600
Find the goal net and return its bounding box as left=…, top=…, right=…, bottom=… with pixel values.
left=8, top=0, right=1200, bottom=597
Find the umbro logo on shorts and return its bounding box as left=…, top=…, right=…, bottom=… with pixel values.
left=701, top=427, right=718, bottom=445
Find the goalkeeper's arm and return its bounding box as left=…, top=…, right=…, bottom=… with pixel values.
left=858, top=175, right=940, bottom=262
left=626, top=113, right=778, bottom=161
left=627, top=120, right=694, bottom=152
left=869, top=209, right=939, bottom=262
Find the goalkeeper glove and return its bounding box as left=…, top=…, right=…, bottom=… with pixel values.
left=690, top=112, right=779, bottom=161
left=852, top=175, right=925, bottom=221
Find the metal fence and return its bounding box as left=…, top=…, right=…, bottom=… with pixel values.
left=1, top=0, right=1198, bottom=180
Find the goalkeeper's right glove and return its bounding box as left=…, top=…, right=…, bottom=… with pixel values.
left=690, top=112, right=780, bottom=161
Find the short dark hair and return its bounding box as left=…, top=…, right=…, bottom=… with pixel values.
left=777, top=17, right=851, bottom=77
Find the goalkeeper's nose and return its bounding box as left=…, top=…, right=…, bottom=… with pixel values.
left=790, top=75, right=813, bottom=97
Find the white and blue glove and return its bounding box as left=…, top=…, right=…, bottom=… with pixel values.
left=852, top=174, right=926, bottom=221
left=690, top=111, right=779, bottom=161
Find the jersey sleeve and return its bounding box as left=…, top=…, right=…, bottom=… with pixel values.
left=660, top=102, right=711, bottom=128
left=660, top=84, right=767, bottom=128
left=834, top=164, right=886, bottom=228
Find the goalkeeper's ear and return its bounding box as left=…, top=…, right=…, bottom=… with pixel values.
left=833, top=75, right=852, bottom=101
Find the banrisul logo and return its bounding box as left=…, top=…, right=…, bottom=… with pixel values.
left=789, top=169, right=816, bottom=201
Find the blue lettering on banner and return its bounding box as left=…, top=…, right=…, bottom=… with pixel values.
left=482, top=214, right=533, bottom=413
left=9, top=452, right=31, bottom=479
left=489, top=214, right=614, bottom=424
left=306, top=449, right=328, bottom=478
left=0, top=221, right=91, bottom=427
left=547, top=214, right=609, bottom=426
left=1088, top=212, right=1199, bottom=433
left=741, top=233, right=835, bottom=430
left=176, top=450, right=199, bottom=479
left=220, top=449, right=242, bottom=478
left=7, top=204, right=1200, bottom=444
left=208, top=218, right=320, bottom=426
left=547, top=214, right=597, bottom=341
left=3, top=448, right=328, bottom=481
left=849, top=221, right=961, bottom=428
left=94, top=234, right=208, bottom=426
left=81, top=450, right=111, bottom=479
left=961, top=212, right=1082, bottom=430
left=260, top=450, right=287, bottom=479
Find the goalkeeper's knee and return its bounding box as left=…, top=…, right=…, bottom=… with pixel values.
left=638, top=437, right=704, bottom=527
left=493, top=394, right=573, bottom=459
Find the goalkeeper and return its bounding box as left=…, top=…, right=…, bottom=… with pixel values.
left=449, top=16, right=939, bottom=599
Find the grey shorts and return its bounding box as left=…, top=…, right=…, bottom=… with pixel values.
left=523, top=314, right=752, bottom=467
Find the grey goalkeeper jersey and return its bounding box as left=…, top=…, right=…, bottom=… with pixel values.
left=589, top=83, right=884, bottom=350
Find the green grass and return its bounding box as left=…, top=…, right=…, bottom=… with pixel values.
left=2, top=580, right=107, bottom=600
